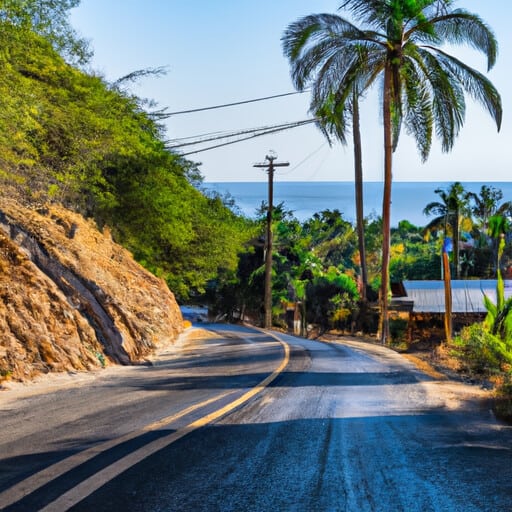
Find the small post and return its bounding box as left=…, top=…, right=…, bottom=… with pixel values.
left=253, top=151, right=289, bottom=329
left=442, top=237, right=453, bottom=343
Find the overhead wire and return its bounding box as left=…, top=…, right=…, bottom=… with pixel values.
left=168, top=129, right=233, bottom=142
left=162, top=88, right=316, bottom=157
left=278, top=142, right=328, bottom=175
left=162, top=90, right=309, bottom=117
left=166, top=119, right=316, bottom=150
left=177, top=119, right=316, bottom=157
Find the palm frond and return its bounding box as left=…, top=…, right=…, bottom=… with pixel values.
left=282, top=14, right=365, bottom=83
left=415, top=48, right=465, bottom=152
left=312, top=91, right=350, bottom=146
left=423, top=202, right=445, bottom=217
left=401, top=56, right=433, bottom=161
left=502, top=299, right=512, bottom=343
left=483, top=292, right=498, bottom=331
left=432, top=49, right=502, bottom=131
left=496, top=202, right=512, bottom=217
left=283, top=14, right=384, bottom=149
left=428, top=10, right=498, bottom=71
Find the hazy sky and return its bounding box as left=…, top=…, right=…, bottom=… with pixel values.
left=71, top=1, right=512, bottom=183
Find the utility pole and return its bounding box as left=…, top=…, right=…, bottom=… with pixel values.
left=253, top=151, right=289, bottom=329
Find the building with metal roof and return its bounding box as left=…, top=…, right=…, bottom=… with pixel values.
left=398, top=280, right=512, bottom=314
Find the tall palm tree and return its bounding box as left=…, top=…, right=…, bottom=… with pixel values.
left=317, top=91, right=368, bottom=300
left=282, top=24, right=369, bottom=300
left=283, top=1, right=502, bottom=342
left=423, top=181, right=472, bottom=279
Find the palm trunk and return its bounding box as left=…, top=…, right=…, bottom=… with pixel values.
left=352, top=92, right=367, bottom=300
left=379, top=64, right=393, bottom=344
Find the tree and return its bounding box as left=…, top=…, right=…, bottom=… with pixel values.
left=469, top=185, right=512, bottom=234
left=0, top=0, right=91, bottom=64
left=282, top=16, right=369, bottom=300
left=285, top=1, right=502, bottom=342
left=0, top=10, right=256, bottom=303
left=423, top=181, right=472, bottom=278
left=390, top=220, right=440, bottom=280
left=302, top=209, right=358, bottom=270
left=306, top=268, right=360, bottom=334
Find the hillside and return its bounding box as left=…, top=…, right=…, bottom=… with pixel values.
left=0, top=199, right=183, bottom=383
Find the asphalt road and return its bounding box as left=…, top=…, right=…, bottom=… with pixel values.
left=1, top=324, right=511, bottom=511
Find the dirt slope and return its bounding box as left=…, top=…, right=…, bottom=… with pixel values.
left=0, top=199, right=183, bottom=382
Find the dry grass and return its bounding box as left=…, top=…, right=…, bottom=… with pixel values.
left=401, top=353, right=448, bottom=380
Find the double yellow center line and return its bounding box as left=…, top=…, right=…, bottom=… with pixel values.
left=0, top=331, right=290, bottom=511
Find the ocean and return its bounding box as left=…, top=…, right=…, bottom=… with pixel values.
left=203, top=181, right=512, bottom=228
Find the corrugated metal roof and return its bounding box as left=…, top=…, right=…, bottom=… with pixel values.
left=402, top=280, right=512, bottom=314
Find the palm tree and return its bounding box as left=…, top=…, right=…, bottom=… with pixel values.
left=423, top=182, right=472, bottom=278
left=317, top=91, right=369, bottom=300
left=284, top=1, right=502, bottom=342
left=282, top=24, right=369, bottom=300
left=469, top=185, right=512, bottom=234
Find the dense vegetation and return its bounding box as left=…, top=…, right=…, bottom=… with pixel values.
left=209, top=184, right=512, bottom=329
left=0, top=0, right=254, bottom=302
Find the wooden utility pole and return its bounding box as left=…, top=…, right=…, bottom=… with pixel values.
left=253, top=152, right=289, bottom=329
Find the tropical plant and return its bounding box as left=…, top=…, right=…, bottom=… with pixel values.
left=468, top=185, right=512, bottom=264
left=423, top=182, right=472, bottom=278
left=302, top=209, right=358, bottom=270
left=451, top=214, right=512, bottom=401
left=306, top=268, right=360, bottom=333
left=483, top=215, right=512, bottom=342
left=469, top=185, right=512, bottom=232
left=282, top=14, right=370, bottom=301
left=452, top=323, right=512, bottom=376
left=284, top=0, right=502, bottom=342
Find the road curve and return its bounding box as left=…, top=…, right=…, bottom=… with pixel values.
left=0, top=325, right=288, bottom=511
left=2, top=325, right=512, bottom=511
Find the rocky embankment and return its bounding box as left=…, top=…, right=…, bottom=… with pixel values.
left=0, top=200, right=183, bottom=383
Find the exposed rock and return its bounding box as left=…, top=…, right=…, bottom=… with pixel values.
left=0, top=199, right=183, bottom=382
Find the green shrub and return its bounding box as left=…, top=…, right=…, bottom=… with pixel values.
left=494, top=373, right=512, bottom=422
left=451, top=323, right=512, bottom=376
left=389, top=318, right=408, bottom=343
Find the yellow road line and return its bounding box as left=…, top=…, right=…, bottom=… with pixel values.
left=6, top=331, right=290, bottom=512
left=0, top=392, right=234, bottom=510
left=41, top=336, right=289, bottom=512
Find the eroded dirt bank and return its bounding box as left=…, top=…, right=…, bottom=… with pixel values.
left=0, top=200, right=183, bottom=383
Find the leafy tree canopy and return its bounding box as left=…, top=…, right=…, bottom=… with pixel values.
left=0, top=0, right=91, bottom=64
left=0, top=9, right=254, bottom=301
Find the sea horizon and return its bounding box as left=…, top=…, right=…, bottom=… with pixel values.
left=205, top=180, right=512, bottom=183
left=203, top=181, right=512, bottom=227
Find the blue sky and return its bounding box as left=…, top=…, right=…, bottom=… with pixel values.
left=71, top=1, right=512, bottom=183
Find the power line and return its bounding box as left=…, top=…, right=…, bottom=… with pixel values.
left=167, top=129, right=232, bottom=143
left=167, top=119, right=315, bottom=150
left=279, top=142, right=328, bottom=175
left=162, top=90, right=308, bottom=116
left=176, top=119, right=316, bottom=156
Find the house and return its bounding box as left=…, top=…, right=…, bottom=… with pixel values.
left=390, top=280, right=512, bottom=341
